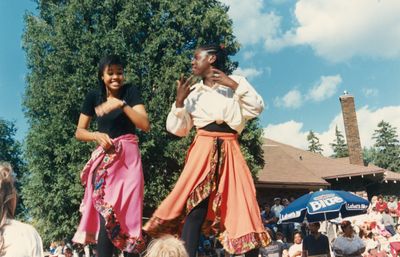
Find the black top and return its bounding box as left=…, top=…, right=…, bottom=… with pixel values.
left=200, top=122, right=237, bottom=134
left=81, top=84, right=144, bottom=138
left=302, top=234, right=330, bottom=256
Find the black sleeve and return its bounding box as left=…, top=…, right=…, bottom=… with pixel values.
left=124, top=85, right=144, bottom=107
left=323, top=236, right=330, bottom=253
left=302, top=237, right=308, bottom=250
left=81, top=90, right=97, bottom=116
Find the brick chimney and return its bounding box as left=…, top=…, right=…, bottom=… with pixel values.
left=339, top=93, right=364, bottom=166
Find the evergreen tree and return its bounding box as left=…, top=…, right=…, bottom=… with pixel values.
left=307, top=130, right=323, bottom=154
left=330, top=125, right=349, bottom=158
left=371, top=120, right=400, bottom=172
left=0, top=118, right=25, bottom=216
left=362, top=146, right=377, bottom=166
left=22, top=0, right=264, bottom=244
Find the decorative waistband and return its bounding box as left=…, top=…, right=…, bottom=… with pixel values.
left=196, top=129, right=238, bottom=140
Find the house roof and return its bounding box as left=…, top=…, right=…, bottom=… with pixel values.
left=384, top=170, right=400, bottom=181
left=258, top=138, right=386, bottom=187
left=336, top=158, right=400, bottom=182
left=258, top=141, right=329, bottom=187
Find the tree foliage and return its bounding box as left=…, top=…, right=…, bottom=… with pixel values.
left=370, top=120, right=400, bottom=172
left=330, top=125, right=348, bottom=158
left=0, top=118, right=25, bottom=216
left=22, top=0, right=264, bottom=244
left=307, top=130, right=323, bottom=154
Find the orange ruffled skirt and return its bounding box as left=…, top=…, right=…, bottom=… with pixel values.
left=143, top=130, right=270, bottom=254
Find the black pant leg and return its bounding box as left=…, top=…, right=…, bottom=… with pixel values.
left=97, top=214, right=115, bottom=257
left=181, top=197, right=210, bottom=257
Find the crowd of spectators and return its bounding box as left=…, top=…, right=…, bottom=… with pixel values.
left=39, top=194, right=400, bottom=257
left=256, top=194, right=400, bottom=257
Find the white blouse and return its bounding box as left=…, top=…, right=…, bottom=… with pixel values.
left=166, top=75, right=264, bottom=137
left=3, top=219, right=44, bottom=257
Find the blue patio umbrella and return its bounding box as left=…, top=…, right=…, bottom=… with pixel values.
left=279, top=190, right=369, bottom=223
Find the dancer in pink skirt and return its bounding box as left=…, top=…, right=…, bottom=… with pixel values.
left=73, top=55, right=150, bottom=257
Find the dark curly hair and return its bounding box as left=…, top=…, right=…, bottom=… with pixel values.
left=97, top=54, right=125, bottom=102
left=198, top=44, right=227, bottom=72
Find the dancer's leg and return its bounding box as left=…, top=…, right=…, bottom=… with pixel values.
left=244, top=248, right=259, bottom=257
left=181, top=197, right=210, bottom=257
left=97, top=214, right=115, bottom=257
left=123, top=252, right=139, bottom=257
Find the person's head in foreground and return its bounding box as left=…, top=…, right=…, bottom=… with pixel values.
left=340, top=220, right=354, bottom=237
left=0, top=162, right=17, bottom=253
left=191, top=44, right=228, bottom=78
left=144, top=235, right=188, bottom=257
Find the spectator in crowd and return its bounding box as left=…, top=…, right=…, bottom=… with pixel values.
left=389, top=225, right=400, bottom=257
left=368, top=196, right=378, bottom=214
left=63, top=245, right=73, bottom=257
left=281, top=198, right=294, bottom=243
left=381, top=208, right=396, bottom=236
left=375, top=196, right=388, bottom=214
left=396, top=196, right=400, bottom=221
left=332, top=220, right=365, bottom=257
left=387, top=196, right=397, bottom=221
left=276, top=232, right=289, bottom=251
left=288, top=232, right=302, bottom=257
left=368, top=207, right=383, bottom=228
left=262, top=203, right=278, bottom=233
left=49, top=242, right=57, bottom=255
left=144, top=235, right=188, bottom=257
left=0, top=162, right=44, bottom=257
left=200, top=239, right=217, bottom=257
left=54, top=241, right=64, bottom=256
left=302, top=222, right=330, bottom=257
left=272, top=197, right=284, bottom=233
left=360, top=229, right=381, bottom=256
left=259, top=229, right=285, bottom=257
left=271, top=198, right=284, bottom=219
left=389, top=224, right=400, bottom=242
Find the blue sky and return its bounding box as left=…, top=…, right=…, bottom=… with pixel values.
left=1, top=0, right=400, bottom=155
left=0, top=1, right=36, bottom=140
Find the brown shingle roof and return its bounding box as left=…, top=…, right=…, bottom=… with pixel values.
left=365, top=163, right=400, bottom=181
left=384, top=170, right=400, bottom=181
left=258, top=140, right=329, bottom=187
left=258, top=138, right=386, bottom=186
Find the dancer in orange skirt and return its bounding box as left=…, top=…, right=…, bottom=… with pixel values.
left=143, top=44, right=270, bottom=256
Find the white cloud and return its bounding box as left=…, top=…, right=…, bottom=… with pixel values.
left=264, top=105, right=400, bottom=156
left=223, top=0, right=400, bottom=62
left=243, top=51, right=256, bottom=60
left=274, top=89, right=303, bottom=109
left=306, top=75, right=342, bottom=102
left=362, top=88, right=379, bottom=97
left=268, top=0, right=400, bottom=61
left=219, top=0, right=282, bottom=45
left=263, top=120, right=309, bottom=149
left=233, top=67, right=263, bottom=79
left=275, top=75, right=341, bottom=109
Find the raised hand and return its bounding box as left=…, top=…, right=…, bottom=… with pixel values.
left=175, top=74, right=195, bottom=108
left=211, top=68, right=238, bottom=90
left=95, top=97, right=123, bottom=117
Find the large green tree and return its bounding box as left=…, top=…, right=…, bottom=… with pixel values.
left=22, top=0, right=264, bottom=244
left=307, top=130, right=323, bottom=154
left=0, top=118, right=25, bottom=216
left=371, top=120, right=400, bottom=172
left=330, top=126, right=348, bottom=158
